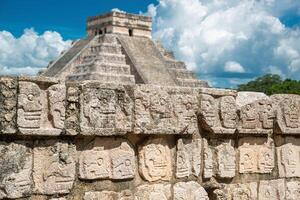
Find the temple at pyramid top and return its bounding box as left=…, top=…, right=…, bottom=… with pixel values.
left=87, top=11, right=152, bottom=38
left=42, top=11, right=208, bottom=87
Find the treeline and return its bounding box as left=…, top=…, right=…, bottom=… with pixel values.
left=237, top=74, right=300, bottom=95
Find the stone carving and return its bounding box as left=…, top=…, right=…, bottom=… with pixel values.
left=0, top=77, right=17, bottom=134
left=176, top=138, right=201, bottom=178
left=17, top=77, right=65, bottom=135
left=198, top=88, right=237, bottom=135
left=222, top=182, right=258, bottom=200
left=277, top=143, right=300, bottom=178
left=33, top=140, right=76, bottom=195
left=173, top=181, right=209, bottom=200
left=203, top=139, right=213, bottom=178
left=286, top=181, right=300, bottom=200
left=0, top=142, right=32, bottom=199
left=238, top=98, right=274, bottom=135
left=80, top=82, right=133, bottom=135
left=135, top=184, right=171, bottom=200
left=258, top=179, right=285, bottom=200
left=239, top=139, right=274, bottom=174
left=79, top=138, right=135, bottom=180
left=65, top=84, right=80, bottom=135
left=139, top=137, right=172, bottom=182
left=216, top=141, right=236, bottom=178
left=84, top=190, right=133, bottom=200
left=134, top=85, right=198, bottom=134
left=271, top=95, right=300, bottom=134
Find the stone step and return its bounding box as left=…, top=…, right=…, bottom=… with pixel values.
left=170, top=68, right=197, bottom=79
left=165, top=60, right=187, bottom=69
left=176, top=78, right=208, bottom=88
left=82, top=53, right=127, bottom=65
left=97, top=34, right=118, bottom=44
left=75, top=62, right=131, bottom=75
left=90, top=43, right=122, bottom=54
left=68, top=72, right=135, bottom=84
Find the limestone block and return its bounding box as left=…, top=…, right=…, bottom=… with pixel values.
left=271, top=94, right=300, bottom=135
left=238, top=98, right=274, bottom=135
left=17, top=77, right=65, bottom=136
left=84, top=190, right=133, bottom=200
left=80, top=82, right=133, bottom=135
left=65, top=84, right=80, bottom=135
left=198, top=88, right=237, bottom=135
left=203, top=139, right=213, bottom=179
left=286, top=181, right=300, bottom=200
left=135, top=184, right=171, bottom=200
left=258, top=179, right=285, bottom=200
left=173, top=181, right=209, bottom=200
left=216, top=141, right=236, bottom=178
left=33, top=140, right=76, bottom=195
left=176, top=138, right=201, bottom=178
left=277, top=143, right=300, bottom=178
left=221, top=182, right=258, bottom=200
left=79, top=138, right=135, bottom=180
left=0, top=142, right=32, bottom=199
left=50, top=198, right=66, bottom=200
left=134, top=85, right=198, bottom=134
left=0, top=77, right=17, bottom=134
left=236, top=91, right=268, bottom=109
left=239, top=139, right=274, bottom=173
left=138, top=137, right=172, bottom=182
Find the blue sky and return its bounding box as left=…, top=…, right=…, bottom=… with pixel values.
left=1, top=0, right=300, bottom=88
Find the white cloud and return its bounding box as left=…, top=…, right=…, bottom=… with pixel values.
left=111, top=8, right=126, bottom=13
left=148, top=0, right=300, bottom=87
left=0, top=28, right=71, bottom=76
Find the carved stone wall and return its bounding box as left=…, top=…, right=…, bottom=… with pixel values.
left=0, top=77, right=300, bottom=199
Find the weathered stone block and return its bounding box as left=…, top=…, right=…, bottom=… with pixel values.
left=216, top=140, right=236, bottom=178
left=134, top=85, right=198, bottom=134
left=65, top=83, right=80, bottom=135
left=138, top=137, right=172, bottom=182
left=203, top=139, right=213, bottom=179
left=79, top=138, right=135, bottom=180
left=277, top=143, right=300, bottom=178
left=286, top=181, right=300, bottom=200
left=135, top=184, right=171, bottom=200
left=0, top=142, right=32, bottom=199
left=220, top=182, right=258, bottom=200
left=271, top=94, right=300, bottom=135
left=198, top=88, right=237, bottom=135
left=0, top=77, right=17, bottom=134
left=17, top=77, right=65, bottom=136
left=176, top=138, right=201, bottom=178
left=173, top=181, right=208, bottom=200
left=258, top=179, right=285, bottom=200
left=84, top=190, right=133, bottom=200
left=33, top=140, right=76, bottom=195
left=79, top=81, right=133, bottom=135
left=239, top=138, right=274, bottom=174
left=238, top=98, right=274, bottom=135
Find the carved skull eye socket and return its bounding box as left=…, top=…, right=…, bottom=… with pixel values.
left=28, top=94, right=34, bottom=101
left=125, top=159, right=131, bottom=166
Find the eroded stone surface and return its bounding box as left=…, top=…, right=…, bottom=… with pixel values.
left=135, top=184, right=171, bottom=200
left=221, top=182, right=258, bottom=200
left=203, top=139, right=213, bottom=179
left=80, top=82, right=133, bottom=135
left=173, top=181, right=208, bottom=200
left=216, top=141, right=236, bottom=178
left=134, top=85, right=198, bottom=134
left=84, top=190, right=133, bottom=200
left=17, top=77, right=65, bottom=135
left=236, top=92, right=268, bottom=109
left=65, top=84, right=80, bottom=135
left=139, top=137, right=172, bottom=182
left=239, top=139, right=274, bottom=174
left=271, top=94, right=300, bottom=135
left=286, top=181, right=300, bottom=200
left=0, top=77, right=17, bottom=134
left=258, top=179, right=285, bottom=200
left=176, top=138, right=201, bottom=178
left=33, top=140, right=76, bottom=195
left=79, top=138, right=135, bottom=180
left=277, top=143, right=300, bottom=178
left=198, top=88, right=237, bottom=135
left=238, top=98, right=274, bottom=135
left=0, top=142, right=32, bottom=199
